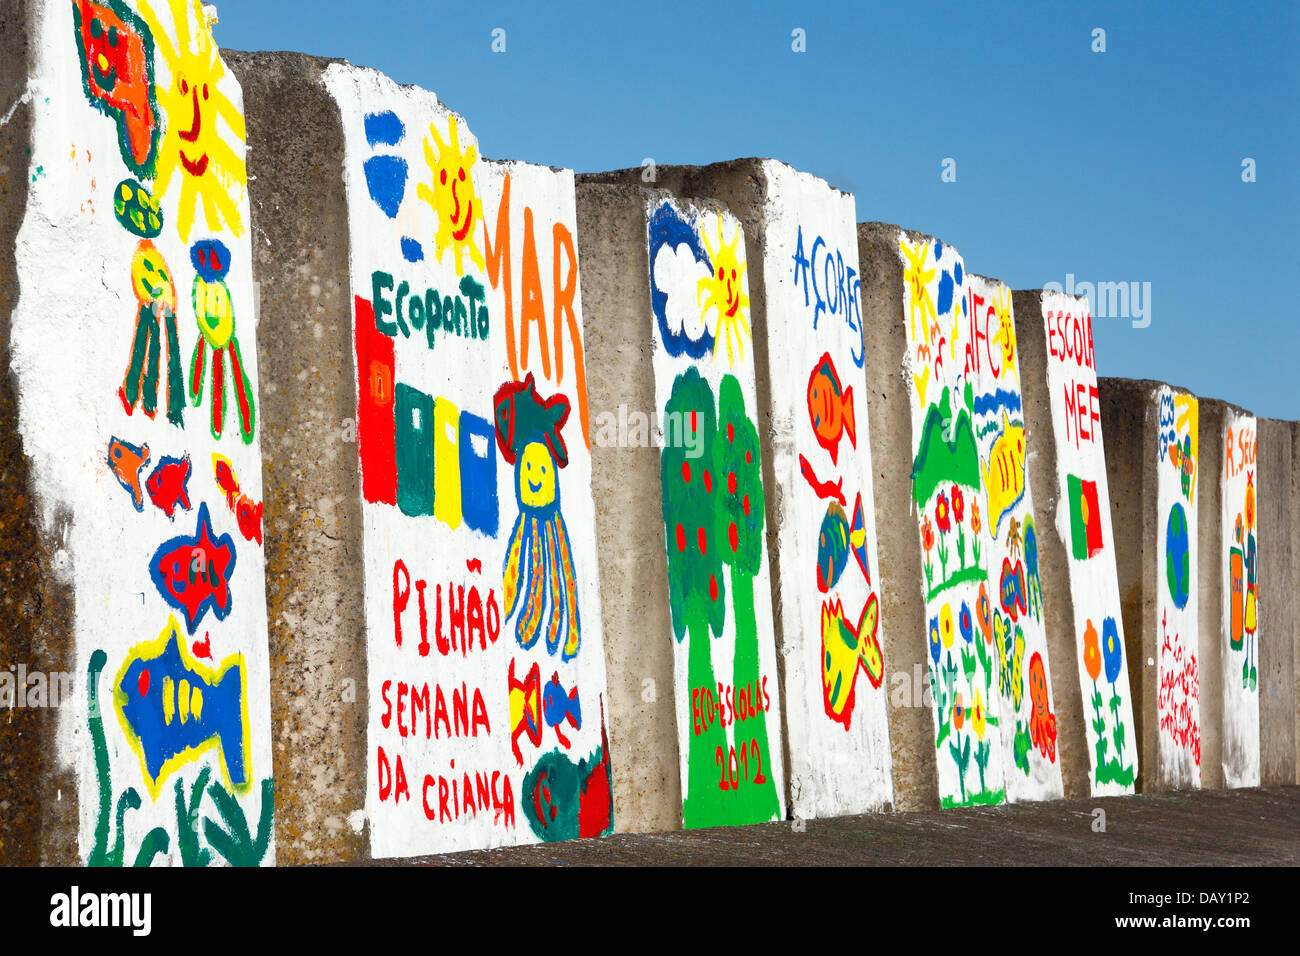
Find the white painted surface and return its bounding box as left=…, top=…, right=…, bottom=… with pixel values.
left=1154, top=386, right=1200, bottom=787
left=14, top=0, right=273, bottom=864
left=898, top=234, right=1007, bottom=808
left=1220, top=408, right=1259, bottom=788
left=1040, top=291, right=1137, bottom=795
left=646, top=196, right=786, bottom=827
left=758, top=162, right=892, bottom=818
left=325, top=64, right=612, bottom=856
left=967, top=275, right=1063, bottom=802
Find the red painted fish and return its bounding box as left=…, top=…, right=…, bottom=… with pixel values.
left=807, top=352, right=856, bottom=464
left=146, top=454, right=192, bottom=519
left=212, top=453, right=263, bottom=545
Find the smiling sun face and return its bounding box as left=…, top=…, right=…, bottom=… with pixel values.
left=417, top=116, right=485, bottom=276
left=130, top=240, right=176, bottom=310
left=697, top=217, right=750, bottom=368
left=141, top=0, right=246, bottom=242
left=518, top=441, right=557, bottom=510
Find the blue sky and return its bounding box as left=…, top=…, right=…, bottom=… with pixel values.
left=214, top=0, right=1298, bottom=418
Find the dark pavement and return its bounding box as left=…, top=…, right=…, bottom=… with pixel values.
left=391, top=785, right=1298, bottom=866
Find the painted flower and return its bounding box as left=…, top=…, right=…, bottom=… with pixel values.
left=940, top=603, right=955, bottom=648
left=1102, top=616, right=1123, bottom=684
left=928, top=615, right=941, bottom=664
left=972, top=689, right=986, bottom=740
left=977, top=582, right=992, bottom=643
left=1083, top=619, right=1101, bottom=682
left=935, top=493, right=951, bottom=534
left=953, top=692, right=965, bottom=731
left=1245, top=480, right=1256, bottom=530
left=959, top=601, right=973, bottom=643
left=951, top=484, right=965, bottom=523
left=922, top=516, right=936, bottom=553
left=971, top=500, right=982, bottom=536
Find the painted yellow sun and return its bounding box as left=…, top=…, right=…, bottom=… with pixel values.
left=698, top=217, right=750, bottom=367
left=900, top=237, right=936, bottom=345
left=993, top=284, right=1018, bottom=382
left=140, top=0, right=246, bottom=243
left=417, top=116, right=485, bottom=276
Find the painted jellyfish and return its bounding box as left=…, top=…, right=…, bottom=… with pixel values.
left=188, top=238, right=255, bottom=442
left=120, top=239, right=184, bottom=425
left=495, top=372, right=581, bottom=661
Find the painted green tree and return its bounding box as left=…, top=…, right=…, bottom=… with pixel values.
left=661, top=367, right=729, bottom=826
left=712, top=374, right=781, bottom=823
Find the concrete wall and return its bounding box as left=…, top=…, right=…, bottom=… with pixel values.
left=1220, top=408, right=1260, bottom=787
left=1100, top=378, right=1202, bottom=792
left=580, top=161, right=894, bottom=821
left=1257, top=418, right=1294, bottom=785
left=4, top=0, right=275, bottom=865
left=575, top=183, right=680, bottom=833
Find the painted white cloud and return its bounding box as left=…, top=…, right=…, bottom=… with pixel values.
left=653, top=241, right=715, bottom=343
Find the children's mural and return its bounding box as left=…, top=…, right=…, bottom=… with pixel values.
left=13, top=0, right=273, bottom=864
left=966, top=275, right=1063, bottom=802
left=324, top=65, right=613, bottom=856
left=1155, top=386, right=1200, bottom=787
left=758, top=163, right=891, bottom=818
left=647, top=197, right=786, bottom=828
left=898, top=235, right=1007, bottom=807
left=1220, top=410, right=1259, bottom=788
left=1039, top=292, right=1137, bottom=795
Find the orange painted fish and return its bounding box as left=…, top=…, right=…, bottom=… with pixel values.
left=807, top=352, right=856, bottom=464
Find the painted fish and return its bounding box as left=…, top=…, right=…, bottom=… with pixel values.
left=999, top=557, right=1026, bottom=622
left=817, top=501, right=850, bottom=593
left=149, top=502, right=237, bottom=634
left=980, top=412, right=1025, bottom=537
left=849, top=492, right=870, bottom=585
left=508, top=658, right=542, bottom=766
left=113, top=614, right=249, bottom=799
left=212, top=453, right=264, bottom=545
left=543, top=672, right=581, bottom=748
left=146, top=454, right=192, bottom=519
left=807, top=352, right=856, bottom=464
left=820, top=594, right=883, bottom=727
left=108, top=436, right=150, bottom=512
left=494, top=372, right=571, bottom=468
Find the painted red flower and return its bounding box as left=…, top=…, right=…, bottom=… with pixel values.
left=951, top=485, right=965, bottom=523
left=935, top=493, right=951, bottom=534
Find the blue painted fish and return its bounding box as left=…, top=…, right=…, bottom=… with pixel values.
left=113, top=614, right=249, bottom=799
left=817, top=501, right=850, bottom=593
left=543, top=671, right=581, bottom=748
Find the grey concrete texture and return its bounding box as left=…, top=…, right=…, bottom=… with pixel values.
left=1197, top=399, right=1229, bottom=790
left=223, top=50, right=369, bottom=863
left=1098, top=377, right=1160, bottom=792
left=574, top=182, right=685, bottom=832
left=383, top=785, right=1300, bottom=867
left=1011, top=289, right=1092, bottom=799
left=1294, top=422, right=1300, bottom=781
left=1255, top=417, right=1295, bottom=785
left=0, top=0, right=79, bottom=866
left=856, top=222, right=939, bottom=811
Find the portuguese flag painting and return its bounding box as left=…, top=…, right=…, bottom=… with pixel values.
left=1068, top=473, right=1103, bottom=560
